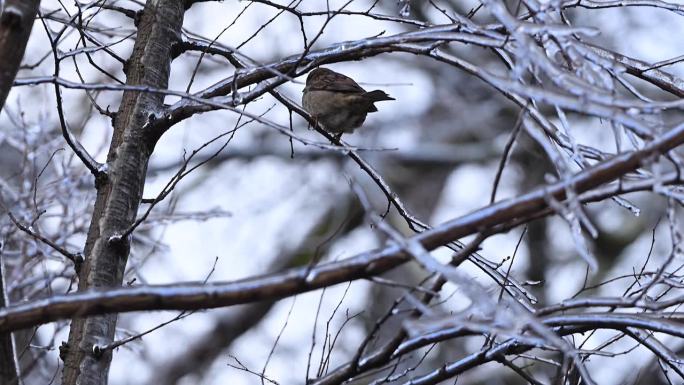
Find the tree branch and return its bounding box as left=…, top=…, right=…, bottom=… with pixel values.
left=1, top=120, right=683, bottom=333
left=0, top=0, right=40, bottom=112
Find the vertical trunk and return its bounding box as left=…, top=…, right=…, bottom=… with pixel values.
left=0, top=247, right=19, bottom=385
left=0, top=1, right=40, bottom=382
left=0, top=0, right=40, bottom=112
left=61, top=1, right=185, bottom=384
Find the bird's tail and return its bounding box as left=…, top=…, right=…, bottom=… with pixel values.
left=365, top=90, right=395, bottom=102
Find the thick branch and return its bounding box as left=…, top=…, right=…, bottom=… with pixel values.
left=1, top=121, right=684, bottom=333
left=158, top=24, right=503, bottom=131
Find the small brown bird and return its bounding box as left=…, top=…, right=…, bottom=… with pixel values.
left=302, top=68, right=394, bottom=138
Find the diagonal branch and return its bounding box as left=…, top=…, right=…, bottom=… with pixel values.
left=0, top=120, right=683, bottom=333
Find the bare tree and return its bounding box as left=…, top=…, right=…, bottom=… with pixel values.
left=2, top=1, right=684, bottom=385
left=0, top=2, right=41, bottom=384
left=0, top=0, right=40, bottom=112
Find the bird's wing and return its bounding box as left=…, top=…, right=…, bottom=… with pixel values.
left=313, top=71, right=366, bottom=93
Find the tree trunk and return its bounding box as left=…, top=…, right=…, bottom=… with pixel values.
left=61, top=1, right=185, bottom=384
left=0, top=0, right=40, bottom=113
left=0, top=247, right=19, bottom=385
left=0, top=1, right=40, bottom=382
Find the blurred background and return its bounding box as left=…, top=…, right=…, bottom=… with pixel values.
left=1, top=0, right=684, bottom=384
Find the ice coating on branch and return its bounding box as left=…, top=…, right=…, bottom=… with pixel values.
left=568, top=209, right=599, bottom=272
left=399, top=1, right=411, bottom=17
left=304, top=269, right=318, bottom=284
left=108, top=233, right=123, bottom=244
left=612, top=196, right=641, bottom=217
left=1, top=5, right=23, bottom=26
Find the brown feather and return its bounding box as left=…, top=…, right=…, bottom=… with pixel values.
left=305, top=68, right=366, bottom=93
left=302, top=67, right=394, bottom=135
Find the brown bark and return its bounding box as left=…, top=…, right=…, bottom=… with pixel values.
left=0, top=164, right=682, bottom=335
left=61, top=1, right=186, bottom=384
left=0, top=0, right=40, bottom=112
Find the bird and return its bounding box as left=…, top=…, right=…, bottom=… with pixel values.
left=302, top=67, right=394, bottom=139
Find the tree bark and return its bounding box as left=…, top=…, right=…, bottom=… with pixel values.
left=0, top=2, right=40, bottom=381
left=61, top=1, right=185, bottom=384
left=0, top=247, right=19, bottom=385
left=0, top=0, right=40, bottom=113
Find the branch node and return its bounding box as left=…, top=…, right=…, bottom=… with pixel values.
left=74, top=253, right=85, bottom=274
left=147, top=112, right=158, bottom=124
left=107, top=233, right=126, bottom=248
left=133, top=10, right=143, bottom=27
left=59, top=341, right=69, bottom=361
left=105, top=106, right=117, bottom=121
left=0, top=6, right=23, bottom=29
left=304, top=270, right=318, bottom=284
left=170, top=40, right=184, bottom=59
left=92, top=344, right=103, bottom=359
left=95, top=164, right=109, bottom=189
